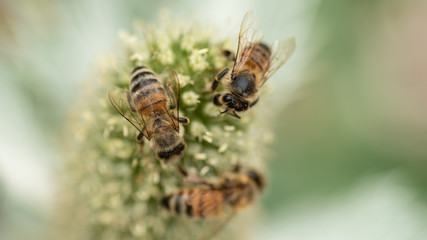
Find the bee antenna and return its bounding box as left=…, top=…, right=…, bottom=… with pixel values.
left=220, top=109, right=229, bottom=115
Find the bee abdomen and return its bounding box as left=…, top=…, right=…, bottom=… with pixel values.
left=162, top=189, right=224, bottom=218
left=157, top=143, right=186, bottom=162
left=162, top=190, right=194, bottom=217
left=242, top=44, right=270, bottom=72
left=257, top=42, right=271, bottom=54
left=129, top=66, right=167, bottom=114
left=130, top=66, right=158, bottom=89
left=130, top=66, right=163, bottom=94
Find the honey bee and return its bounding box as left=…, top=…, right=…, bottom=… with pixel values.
left=161, top=166, right=265, bottom=218
left=212, top=11, right=296, bottom=118
left=109, top=66, right=189, bottom=162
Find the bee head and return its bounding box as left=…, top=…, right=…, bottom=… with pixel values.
left=223, top=94, right=249, bottom=112
left=247, top=169, right=265, bottom=191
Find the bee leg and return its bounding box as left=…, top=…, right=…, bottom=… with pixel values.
left=230, top=110, right=241, bottom=119
left=222, top=49, right=236, bottom=61
left=174, top=164, right=188, bottom=178
left=177, top=117, right=190, bottom=124
left=249, top=97, right=259, bottom=108
left=211, top=68, right=229, bottom=92
left=213, top=94, right=223, bottom=106
left=127, top=91, right=137, bottom=113
left=136, top=132, right=144, bottom=142
left=171, top=115, right=190, bottom=125
left=136, top=132, right=144, bottom=153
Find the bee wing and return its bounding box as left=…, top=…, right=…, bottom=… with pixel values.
left=199, top=211, right=237, bottom=240
left=108, top=88, right=150, bottom=139
left=232, top=11, right=264, bottom=74
left=260, top=36, right=296, bottom=86
left=164, top=70, right=181, bottom=132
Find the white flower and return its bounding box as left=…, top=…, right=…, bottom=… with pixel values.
left=130, top=52, right=149, bottom=65
left=156, top=49, right=174, bottom=64
left=118, top=30, right=138, bottom=48
left=182, top=91, right=200, bottom=105
left=177, top=74, right=192, bottom=87
left=190, top=121, right=207, bottom=138
left=181, top=34, right=196, bottom=51
left=204, top=102, right=220, bottom=117
left=156, top=30, right=171, bottom=50
left=189, top=49, right=210, bottom=71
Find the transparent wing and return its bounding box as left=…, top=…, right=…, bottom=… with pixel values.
left=108, top=88, right=150, bottom=139
left=199, top=211, right=237, bottom=240
left=232, top=11, right=264, bottom=74
left=261, top=36, right=296, bottom=85
left=165, top=70, right=180, bottom=132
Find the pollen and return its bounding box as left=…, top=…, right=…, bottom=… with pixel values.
left=202, top=135, right=213, bottom=143
left=218, top=143, right=228, bottom=153
left=194, top=153, right=207, bottom=160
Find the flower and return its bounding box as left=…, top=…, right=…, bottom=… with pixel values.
left=176, top=74, right=192, bottom=87
left=182, top=91, right=200, bottom=106
left=189, top=49, right=210, bottom=71
left=57, top=11, right=275, bottom=240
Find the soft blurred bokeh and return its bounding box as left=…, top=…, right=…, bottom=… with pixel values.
left=1, top=0, right=427, bottom=239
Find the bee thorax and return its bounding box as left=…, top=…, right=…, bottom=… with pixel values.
left=232, top=73, right=255, bottom=97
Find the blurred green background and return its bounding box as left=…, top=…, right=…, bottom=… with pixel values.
left=1, top=0, right=427, bottom=239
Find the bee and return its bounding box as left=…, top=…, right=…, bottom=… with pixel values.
left=161, top=166, right=265, bottom=218
left=212, top=11, right=296, bottom=118
left=108, top=66, right=189, bottom=162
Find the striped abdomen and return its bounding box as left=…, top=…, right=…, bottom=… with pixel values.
left=238, top=43, right=271, bottom=81
left=161, top=189, right=224, bottom=218
left=129, top=66, right=167, bottom=116
left=156, top=141, right=186, bottom=162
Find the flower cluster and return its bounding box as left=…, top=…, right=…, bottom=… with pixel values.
left=57, top=12, right=274, bottom=240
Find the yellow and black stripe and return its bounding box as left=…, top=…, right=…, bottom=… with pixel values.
left=130, top=66, right=167, bottom=115
left=162, top=189, right=224, bottom=218
left=157, top=142, right=186, bottom=162
left=240, top=43, right=271, bottom=74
